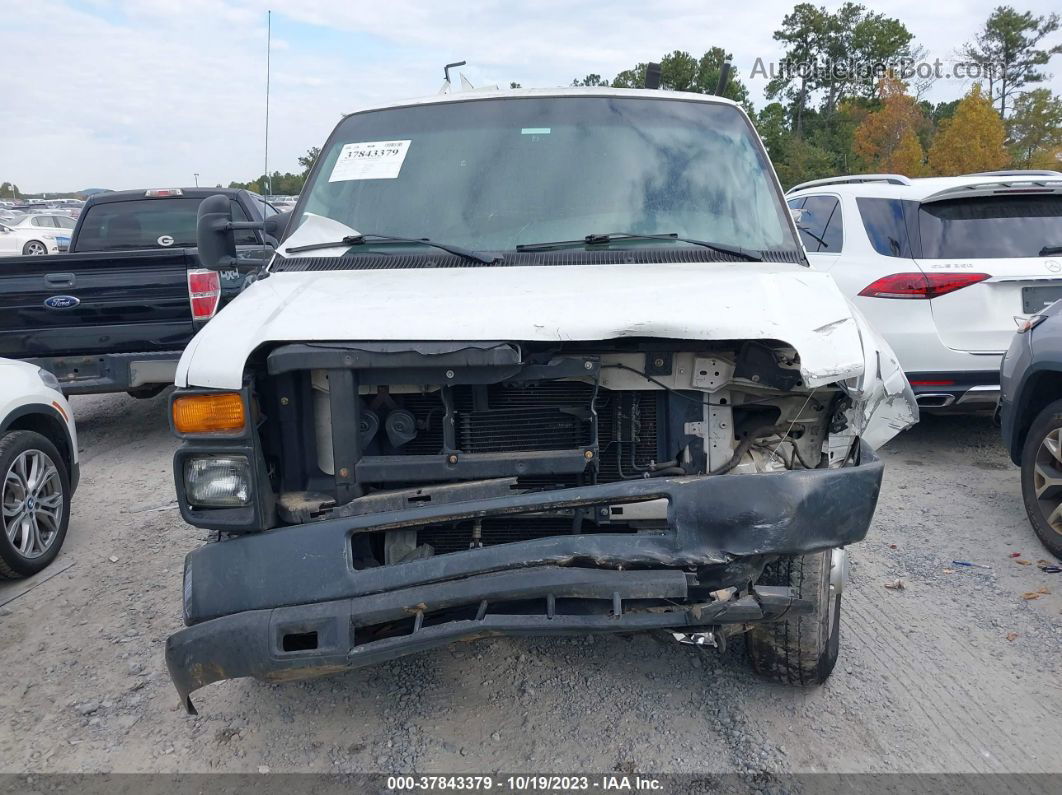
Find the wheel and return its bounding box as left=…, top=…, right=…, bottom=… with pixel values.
left=745, top=548, right=842, bottom=685
left=1020, top=398, right=1062, bottom=559
left=22, top=240, right=48, bottom=256
left=0, top=431, right=71, bottom=579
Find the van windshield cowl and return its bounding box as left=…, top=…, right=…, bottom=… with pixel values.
left=280, top=95, right=801, bottom=261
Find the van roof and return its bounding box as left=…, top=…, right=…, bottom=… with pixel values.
left=345, top=86, right=741, bottom=117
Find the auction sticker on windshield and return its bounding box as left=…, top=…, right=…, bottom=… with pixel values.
left=329, top=140, right=411, bottom=181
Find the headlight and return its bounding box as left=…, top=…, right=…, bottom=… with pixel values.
left=37, top=367, right=61, bottom=390
left=184, top=456, right=251, bottom=507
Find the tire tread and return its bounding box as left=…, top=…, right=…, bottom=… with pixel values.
left=745, top=551, right=838, bottom=686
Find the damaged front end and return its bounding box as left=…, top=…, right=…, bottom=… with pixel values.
left=167, top=337, right=909, bottom=711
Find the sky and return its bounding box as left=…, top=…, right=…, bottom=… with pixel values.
left=2, top=0, right=1061, bottom=193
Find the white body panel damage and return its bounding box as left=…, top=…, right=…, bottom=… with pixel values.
left=176, top=262, right=916, bottom=449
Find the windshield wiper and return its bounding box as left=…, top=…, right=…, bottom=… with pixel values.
left=285, top=233, right=500, bottom=264
left=515, top=232, right=763, bottom=262
left=1040, top=245, right=1062, bottom=256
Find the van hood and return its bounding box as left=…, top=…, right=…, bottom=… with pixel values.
left=177, top=262, right=867, bottom=390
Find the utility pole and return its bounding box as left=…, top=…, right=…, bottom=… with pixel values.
left=193, top=172, right=200, bottom=187
left=264, top=9, right=272, bottom=196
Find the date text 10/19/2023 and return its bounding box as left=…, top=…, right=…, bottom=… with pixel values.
left=386, top=775, right=665, bottom=791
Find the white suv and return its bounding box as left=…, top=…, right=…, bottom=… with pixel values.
left=0, top=358, right=78, bottom=578
left=786, top=171, right=1062, bottom=410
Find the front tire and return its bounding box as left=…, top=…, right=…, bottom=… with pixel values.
left=22, top=240, right=48, bottom=256
left=0, top=431, right=71, bottom=579
left=1020, top=398, right=1062, bottom=559
left=745, top=549, right=842, bottom=685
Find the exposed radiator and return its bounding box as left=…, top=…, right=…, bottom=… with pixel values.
left=375, top=381, right=662, bottom=483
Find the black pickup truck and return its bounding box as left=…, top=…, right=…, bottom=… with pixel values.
left=0, top=188, right=277, bottom=396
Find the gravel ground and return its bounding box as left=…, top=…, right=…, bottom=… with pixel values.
left=1, top=392, right=1059, bottom=775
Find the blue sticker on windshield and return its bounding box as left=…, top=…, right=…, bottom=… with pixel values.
left=521, top=128, right=551, bottom=135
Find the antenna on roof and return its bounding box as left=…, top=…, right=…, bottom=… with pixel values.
left=264, top=9, right=272, bottom=196
left=644, top=62, right=661, bottom=90
left=440, top=61, right=467, bottom=94
left=715, top=62, right=732, bottom=96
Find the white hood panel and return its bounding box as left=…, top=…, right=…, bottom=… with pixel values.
left=177, top=262, right=866, bottom=390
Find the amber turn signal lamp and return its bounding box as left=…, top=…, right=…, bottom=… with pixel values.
left=173, top=393, right=246, bottom=434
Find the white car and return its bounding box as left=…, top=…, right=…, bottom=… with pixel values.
left=0, top=358, right=78, bottom=578
left=786, top=171, right=1062, bottom=410
left=0, top=212, right=76, bottom=255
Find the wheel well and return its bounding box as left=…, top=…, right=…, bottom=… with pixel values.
left=6, top=411, right=72, bottom=471
left=1016, top=370, right=1062, bottom=456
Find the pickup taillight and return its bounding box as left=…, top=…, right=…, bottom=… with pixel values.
left=188, top=269, right=221, bottom=321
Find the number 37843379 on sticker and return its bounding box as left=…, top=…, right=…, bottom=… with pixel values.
left=328, top=139, right=411, bottom=182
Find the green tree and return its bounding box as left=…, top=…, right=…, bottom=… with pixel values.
left=772, top=136, right=836, bottom=189
left=610, top=64, right=647, bottom=89
left=916, top=99, right=961, bottom=151
left=229, top=171, right=305, bottom=195
left=849, top=10, right=917, bottom=100
left=297, top=146, right=321, bottom=175
left=766, top=3, right=829, bottom=136
left=578, top=49, right=749, bottom=107
left=1008, top=88, right=1062, bottom=166
left=767, top=3, right=917, bottom=133
left=658, top=50, right=699, bottom=91
left=0, top=182, right=19, bottom=200
left=963, top=6, right=1062, bottom=117
left=756, top=103, right=790, bottom=155
left=694, top=48, right=751, bottom=106
left=818, top=2, right=863, bottom=113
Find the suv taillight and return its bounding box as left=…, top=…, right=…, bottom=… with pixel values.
left=858, top=272, right=990, bottom=299
left=188, top=269, right=221, bottom=320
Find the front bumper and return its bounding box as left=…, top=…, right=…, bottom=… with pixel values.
left=167, top=444, right=883, bottom=711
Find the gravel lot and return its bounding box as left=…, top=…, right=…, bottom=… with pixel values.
left=1, top=392, right=1060, bottom=775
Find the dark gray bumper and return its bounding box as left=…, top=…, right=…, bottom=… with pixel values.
left=167, top=568, right=810, bottom=714
left=31, top=351, right=180, bottom=395
left=167, top=444, right=882, bottom=710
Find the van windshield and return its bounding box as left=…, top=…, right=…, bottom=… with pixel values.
left=293, top=95, right=798, bottom=256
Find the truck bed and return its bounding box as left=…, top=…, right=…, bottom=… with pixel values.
left=0, top=248, right=200, bottom=393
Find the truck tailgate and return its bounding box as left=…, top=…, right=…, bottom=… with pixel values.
left=0, top=248, right=198, bottom=359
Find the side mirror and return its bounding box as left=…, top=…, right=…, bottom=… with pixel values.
left=262, top=210, right=292, bottom=248
left=196, top=194, right=268, bottom=268
left=196, top=195, right=237, bottom=269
